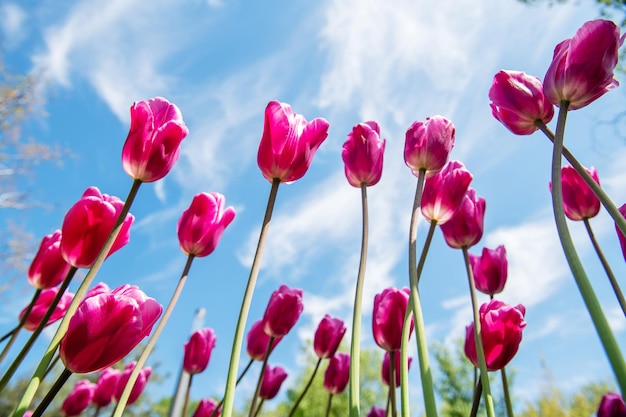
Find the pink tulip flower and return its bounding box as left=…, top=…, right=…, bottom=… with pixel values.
left=367, top=406, right=387, bottom=417
left=421, top=160, right=473, bottom=224
left=323, top=352, right=350, bottom=395
left=183, top=328, right=217, bottom=375
left=83, top=282, right=111, bottom=300
left=27, top=230, right=71, bottom=290
left=440, top=188, right=486, bottom=249
left=262, top=285, right=304, bottom=338
left=549, top=165, right=600, bottom=221
left=464, top=300, right=526, bottom=371
left=381, top=351, right=412, bottom=387
left=372, top=287, right=412, bottom=352
left=92, top=368, right=122, bottom=407
left=489, top=70, right=555, bottom=135
left=60, top=284, right=162, bottom=374
left=257, top=100, right=330, bottom=183
left=544, top=19, right=624, bottom=110
left=60, top=186, right=134, bottom=269
left=404, top=116, right=455, bottom=176
left=597, top=392, right=626, bottom=417
left=313, top=314, right=346, bottom=359
left=246, top=319, right=283, bottom=361
left=61, top=379, right=96, bottom=417
left=342, top=121, right=386, bottom=187
left=177, top=192, right=236, bottom=257
left=114, top=362, right=152, bottom=405
left=259, top=365, right=288, bottom=400
left=193, top=398, right=222, bottom=417
left=122, top=97, right=189, bottom=182
left=20, top=287, right=74, bottom=331
left=469, top=245, right=508, bottom=296
left=616, top=204, right=626, bottom=262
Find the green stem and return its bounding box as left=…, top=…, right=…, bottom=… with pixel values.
left=535, top=121, right=626, bottom=237
left=252, top=399, right=264, bottom=417
left=42, top=353, right=61, bottom=382
left=183, top=374, right=193, bottom=417
left=11, top=179, right=142, bottom=417
left=0, top=289, right=41, bottom=365
left=31, top=368, right=72, bottom=417
left=287, top=357, right=322, bottom=417
left=208, top=358, right=255, bottom=417
left=501, top=366, right=514, bottom=417
left=93, top=406, right=101, bottom=417
left=112, top=253, right=195, bottom=417
left=550, top=104, right=626, bottom=395
left=248, top=336, right=274, bottom=417
left=399, top=305, right=412, bottom=417
left=349, top=183, right=369, bottom=417
left=469, top=371, right=482, bottom=417
left=583, top=218, right=626, bottom=316
left=1, top=268, right=77, bottom=393
left=462, top=247, right=495, bottom=417
left=388, top=350, right=397, bottom=417
left=221, top=179, right=280, bottom=417
left=325, top=393, right=334, bottom=417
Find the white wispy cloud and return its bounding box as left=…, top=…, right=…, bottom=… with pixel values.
left=0, top=3, right=26, bottom=49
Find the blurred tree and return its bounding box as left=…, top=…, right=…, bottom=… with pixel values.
left=517, top=0, right=625, bottom=26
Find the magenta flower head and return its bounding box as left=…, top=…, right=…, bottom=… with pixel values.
left=421, top=160, right=473, bottom=224
left=262, top=285, right=304, bottom=338
left=341, top=121, right=386, bottom=187
left=60, top=284, right=162, bottom=374
left=440, top=188, right=486, bottom=249
left=114, top=362, right=152, bottom=405
left=183, top=328, right=217, bottom=375
left=257, top=100, right=330, bottom=184
left=27, top=230, right=71, bottom=290
left=122, top=97, right=189, bottom=182
left=177, top=192, right=236, bottom=258
left=20, top=287, right=74, bottom=331
left=62, top=379, right=96, bottom=417
left=367, top=406, right=387, bottom=417
left=464, top=300, right=526, bottom=371
left=597, top=392, right=626, bottom=417
left=616, top=204, right=626, bottom=262
left=404, top=116, right=455, bottom=176
left=323, top=352, right=350, bottom=395
left=549, top=165, right=601, bottom=221
left=470, top=245, right=508, bottom=296
left=246, top=319, right=283, bottom=361
left=489, top=70, right=555, bottom=135
left=60, top=187, right=134, bottom=269
left=544, top=19, right=624, bottom=110
left=314, top=314, right=347, bottom=359
left=381, top=351, right=412, bottom=387
left=92, top=368, right=121, bottom=407
left=193, top=398, right=222, bottom=417
left=372, top=287, right=412, bottom=352
left=259, top=365, right=288, bottom=400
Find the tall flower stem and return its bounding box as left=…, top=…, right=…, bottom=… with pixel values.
left=349, top=183, right=369, bottom=417
left=183, top=374, right=193, bottom=417
left=0, top=289, right=41, bottom=365
left=583, top=218, right=626, bottom=316
left=469, top=373, right=482, bottom=417
left=399, top=305, right=412, bottom=417
left=535, top=121, right=626, bottom=237
left=406, top=168, right=438, bottom=417
left=252, top=399, right=265, bottom=417
left=287, top=357, right=322, bottom=417
left=550, top=104, right=626, bottom=395
left=11, top=179, right=142, bottom=417
left=222, top=179, right=280, bottom=417
left=112, top=254, right=195, bottom=417
left=389, top=350, right=397, bottom=417
left=462, top=247, right=495, bottom=417
left=31, top=368, right=72, bottom=417
left=325, top=393, right=334, bottom=417
left=0, top=268, right=77, bottom=392
left=501, top=367, right=514, bottom=417
left=208, top=358, right=255, bottom=417
left=248, top=336, right=274, bottom=417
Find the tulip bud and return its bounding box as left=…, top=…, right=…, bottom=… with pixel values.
left=464, top=300, right=526, bottom=371
left=183, top=328, right=217, bottom=375
left=62, top=379, right=96, bottom=417
left=421, top=160, right=473, bottom=224
left=93, top=368, right=121, bottom=407
left=549, top=165, right=600, bottom=221
left=257, top=100, right=329, bottom=183
left=313, top=315, right=346, bottom=359
left=372, top=287, right=412, bottom=352
left=367, top=406, right=387, bottom=417
left=323, top=352, right=350, bottom=395
left=440, top=188, right=486, bottom=249
left=20, top=287, right=74, bottom=331
left=259, top=365, right=288, bottom=400
left=246, top=319, right=283, bottom=361
left=122, top=97, right=189, bottom=182
left=262, top=285, right=304, bottom=338
left=615, top=204, right=626, bottom=262
left=342, top=121, right=386, bottom=187
left=193, top=398, right=222, bottom=417
left=27, top=230, right=71, bottom=290
left=381, top=351, right=412, bottom=387
left=114, top=362, right=152, bottom=405
left=597, top=392, right=626, bottom=417
left=469, top=245, right=508, bottom=296
left=404, top=116, right=455, bottom=176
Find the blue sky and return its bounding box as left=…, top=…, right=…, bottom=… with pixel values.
left=1, top=0, right=625, bottom=414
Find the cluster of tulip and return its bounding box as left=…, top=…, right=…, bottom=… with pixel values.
left=0, top=16, right=625, bottom=417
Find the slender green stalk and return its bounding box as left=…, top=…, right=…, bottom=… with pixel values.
left=462, top=247, right=495, bottom=417
left=252, top=399, right=265, bottom=417
left=348, top=183, right=370, bottom=417
left=0, top=289, right=41, bottom=365
left=248, top=336, right=274, bottom=417
left=583, top=218, right=626, bottom=316
left=208, top=358, right=255, bottom=417
left=112, top=254, right=195, bottom=417
left=535, top=121, right=626, bottom=237
left=221, top=179, right=280, bottom=417
left=42, top=353, right=61, bottom=381
left=0, top=325, right=19, bottom=344
left=501, top=367, right=514, bottom=417
left=388, top=350, right=397, bottom=417
left=325, top=393, right=334, bottom=417
left=11, top=179, right=142, bottom=417
left=550, top=103, right=626, bottom=395
left=287, top=357, right=322, bottom=416
left=399, top=303, right=412, bottom=417
left=182, top=374, right=193, bottom=417
left=0, top=268, right=77, bottom=392
left=469, top=372, right=482, bottom=417
left=31, top=368, right=72, bottom=417
left=93, top=406, right=101, bottom=417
